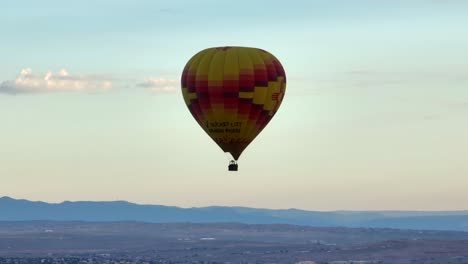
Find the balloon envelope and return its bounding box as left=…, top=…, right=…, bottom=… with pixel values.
left=181, top=46, right=286, bottom=160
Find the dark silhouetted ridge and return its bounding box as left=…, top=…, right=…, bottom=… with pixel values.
left=1, top=196, right=468, bottom=231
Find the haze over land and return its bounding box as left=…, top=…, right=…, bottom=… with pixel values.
left=2, top=197, right=468, bottom=232
left=4, top=198, right=467, bottom=263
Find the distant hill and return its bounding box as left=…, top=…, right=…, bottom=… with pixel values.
left=1, top=196, right=468, bottom=231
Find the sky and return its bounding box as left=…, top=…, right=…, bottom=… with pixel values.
left=1, top=0, right=468, bottom=211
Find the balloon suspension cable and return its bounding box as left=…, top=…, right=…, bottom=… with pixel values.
left=224, top=152, right=234, bottom=161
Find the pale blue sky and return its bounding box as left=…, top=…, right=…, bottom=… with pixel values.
left=1, top=1, right=468, bottom=210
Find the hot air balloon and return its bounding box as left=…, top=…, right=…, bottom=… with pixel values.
left=181, top=47, right=286, bottom=171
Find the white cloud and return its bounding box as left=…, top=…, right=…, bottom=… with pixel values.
left=0, top=68, right=112, bottom=94
left=137, top=78, right=179, bottom=93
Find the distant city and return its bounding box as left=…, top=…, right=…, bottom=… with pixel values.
left=1, top=221, right=468, bottom=263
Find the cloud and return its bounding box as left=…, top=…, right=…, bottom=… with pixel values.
left=0, top=69, right=112, bottom=94
left=137, top=78, right=179, bottom=93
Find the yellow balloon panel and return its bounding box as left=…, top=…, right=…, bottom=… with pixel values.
left=181, top=47, right=286, bottom=160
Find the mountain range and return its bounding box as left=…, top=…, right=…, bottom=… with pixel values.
left=1, top=196, right=467, bottom=231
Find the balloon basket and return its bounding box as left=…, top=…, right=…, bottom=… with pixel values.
left=228, top=160, right=238, bottom=171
